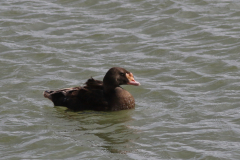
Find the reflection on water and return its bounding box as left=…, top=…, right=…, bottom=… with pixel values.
left=53, top=107, right=139, bottom=154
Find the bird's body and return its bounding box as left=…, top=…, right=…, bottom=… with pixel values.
left=43, top=67, right=140, bottom=111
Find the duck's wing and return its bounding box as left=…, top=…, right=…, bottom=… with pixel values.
left=43, top=78, right=108, bottom=111
left=85, top=77, right=103, bottom=89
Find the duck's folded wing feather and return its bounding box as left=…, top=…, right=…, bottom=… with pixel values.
left=44, top=84, right=108, bottom=111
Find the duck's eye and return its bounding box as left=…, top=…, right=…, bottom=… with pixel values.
left=120, top=73, right=125, bottom=76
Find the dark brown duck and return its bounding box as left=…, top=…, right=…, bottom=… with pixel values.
left=43, top=67, right=140, bottom=111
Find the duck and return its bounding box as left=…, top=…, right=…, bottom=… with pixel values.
left=43, top=67, right=140, bottom=111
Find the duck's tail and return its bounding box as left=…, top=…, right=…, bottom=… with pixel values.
left=43, top=87, right=80, bottom=106
left=43, top=90, right=65, bottom=106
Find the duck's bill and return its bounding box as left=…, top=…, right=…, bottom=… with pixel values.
left=127, top=80, right=140, bottom=86
left=126, top=72, right=140, bottom=86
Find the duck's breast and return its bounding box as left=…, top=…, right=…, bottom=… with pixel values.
left=107, top=87, right=135, bottom=111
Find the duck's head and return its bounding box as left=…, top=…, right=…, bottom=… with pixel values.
left=103, top=67, right=140, bottom=87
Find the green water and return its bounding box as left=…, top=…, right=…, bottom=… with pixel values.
left=1, top=0, right=240, bottom=159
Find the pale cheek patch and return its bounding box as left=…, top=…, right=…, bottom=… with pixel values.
left=126, top=73, right=135, bottom=82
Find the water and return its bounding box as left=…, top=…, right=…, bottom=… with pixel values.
left=1, top=0, right=240, bottom=159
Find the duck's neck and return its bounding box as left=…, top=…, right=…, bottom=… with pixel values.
left=103, top=84, right=120, bottom=95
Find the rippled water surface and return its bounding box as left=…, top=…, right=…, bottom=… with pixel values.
left=1, top=0, right=240, bottom=159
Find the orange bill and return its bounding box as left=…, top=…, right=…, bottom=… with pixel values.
left=126, top=73, right=140, bottom=86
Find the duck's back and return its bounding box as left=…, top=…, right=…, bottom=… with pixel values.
left=44, top=78, right=109, bottom=111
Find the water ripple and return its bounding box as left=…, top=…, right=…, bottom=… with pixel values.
left=1, top=0, right=240, bottom=159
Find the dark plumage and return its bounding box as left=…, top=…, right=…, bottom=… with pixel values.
left=43, top=67, right=140, bottom=111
